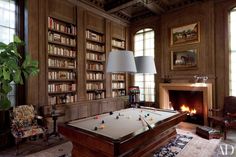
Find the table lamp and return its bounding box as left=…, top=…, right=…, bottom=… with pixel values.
left=106, top=50, right=137, bottom=73
left=134, top=56, right=156, bottom=74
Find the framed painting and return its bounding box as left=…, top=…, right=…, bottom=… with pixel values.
left=170, top=22, right=200, bottom=46
left=171, top=49, right=198, bottom=70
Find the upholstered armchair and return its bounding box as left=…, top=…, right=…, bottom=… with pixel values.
left=208, top=96, right=236, bottom=140
left=10, top=105, right=48, bottom=154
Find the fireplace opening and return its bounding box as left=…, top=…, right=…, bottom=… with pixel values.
left=169, top=90, right=204, bottom=125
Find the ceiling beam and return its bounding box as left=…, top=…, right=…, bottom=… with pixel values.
left=106, top=0, right=140, bottom=13
left=139, top=0, right=165, bottom=14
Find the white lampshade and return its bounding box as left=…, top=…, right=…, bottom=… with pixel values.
left=106, top=51, right=137, bottom=73
left=135, top=56, right=157, bottom=74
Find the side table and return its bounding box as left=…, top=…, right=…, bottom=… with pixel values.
left=46, top=113, right=65, bottom=138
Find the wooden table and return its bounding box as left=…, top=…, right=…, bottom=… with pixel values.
left=58, top=108, right=187, bottom=157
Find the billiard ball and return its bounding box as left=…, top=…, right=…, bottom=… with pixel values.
left=100, top=124, right=105, bottom=129
left=109, top=111, right=113, bottom=115
left=138, top=117, right=141, bottom=121
left=147, top=113, right=150, bottom=116
left=94, top=126, right=98, bottom=131
left=116, top=116, right=119, bottom=119
left=102, top=120, right=105, bottom=124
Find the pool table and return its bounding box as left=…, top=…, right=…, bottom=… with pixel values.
left=58, top=107, right=187, bottom=157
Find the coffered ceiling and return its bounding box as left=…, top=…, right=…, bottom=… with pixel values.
left=79, top=0, right=206, bottom=22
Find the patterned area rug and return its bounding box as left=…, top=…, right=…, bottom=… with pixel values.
left=153, top=134, right=193, bottom=157
left=23, top=128, right=221, bottom=157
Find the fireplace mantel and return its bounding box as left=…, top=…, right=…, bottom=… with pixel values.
left=159, top=83, right=212, bottom=125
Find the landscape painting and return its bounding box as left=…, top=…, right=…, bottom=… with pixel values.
left=170, top=22, right=200, bottom=46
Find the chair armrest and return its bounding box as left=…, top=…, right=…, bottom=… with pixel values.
left=227, top=112, right=236, bottom=118
left=35, top=115, right=43, bottom=120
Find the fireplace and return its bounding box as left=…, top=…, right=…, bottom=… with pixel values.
left=159, top=83, right=212, bottom=125
left=169, top=90, right=204, bottom=125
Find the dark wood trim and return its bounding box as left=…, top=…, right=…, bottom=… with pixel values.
left=16, top=0, right=26, bottom=106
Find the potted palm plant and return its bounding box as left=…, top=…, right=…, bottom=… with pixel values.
left=0, top=35, right=39, bottom=133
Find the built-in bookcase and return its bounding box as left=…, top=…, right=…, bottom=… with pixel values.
left=47, top=17, right=78, bottom=106
left=85, top=29, right=106, bottom=100
left=111, top=37, right=126, bottom=97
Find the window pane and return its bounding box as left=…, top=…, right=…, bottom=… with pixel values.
left=145, top=39, right=154, bottom=49
left=135, top=41, right=143, bottom=51
left=0, top=26, right=10, bottom=43
left=135, top=34, right=143, bottom=42
left=230, top=8, right=236, bottom=96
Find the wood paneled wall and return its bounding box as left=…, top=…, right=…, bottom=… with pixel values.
left=130, top=0, right=236, bottom=108
left=25, top=0, right=236, bottom=110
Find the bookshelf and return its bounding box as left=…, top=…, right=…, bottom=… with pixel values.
left=111, top=37, right=126, bottom=97
left=85, top=29, right=106, bottom=100
left=47, top=17, right=78, bottom=106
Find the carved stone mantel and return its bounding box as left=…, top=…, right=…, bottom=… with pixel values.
left=159, top=83, right=212, bottom=125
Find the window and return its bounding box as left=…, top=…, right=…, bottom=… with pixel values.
left=0, top=0, right=16, bottom=106
left=230, top=7, right=236, bottom=96
left=134, top=28, right=155, bottom=101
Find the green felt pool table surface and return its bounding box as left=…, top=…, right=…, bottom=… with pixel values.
left=68, top=108, right=179, bottom=140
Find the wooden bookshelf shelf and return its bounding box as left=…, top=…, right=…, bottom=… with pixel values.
left=48, top=53, right=76, bottom=59
left=86, top=38, right=104, bottom=44
left=48, top=79, right=76, bottom=82
left=48, top=28, right=77, bottom=37
left=48, top=66, right=76, bottom=70
left=48, top=91, right=76, bottom=95
left=48, top=40, right=76, bottom=48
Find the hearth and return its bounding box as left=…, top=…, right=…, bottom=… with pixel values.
left=159, top=83, right=213, bottom=125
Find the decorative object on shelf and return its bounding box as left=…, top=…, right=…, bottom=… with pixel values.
left=0, top=35, right=39, bottom=110
left=134, top=56, right=156, bottom=74
left=106, top=51, right=137, bottom=73
left=170, top=22, right=200, bottom=46
left=193, top=75, right=208, bottom=83
left=171, top=49, right=198, bottom=70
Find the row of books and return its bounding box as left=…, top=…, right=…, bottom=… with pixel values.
left=48, top=83, right=76, bottom=93
left=48, top=44, right=76, bottom=57
left=48, top=32, right=76, bottom=46
left=48, top=17, right=76, bottom=35
left=86, top=72, right=104, bottom=80
left=112, top=82, right=125, bottom=89
left=112, top=90, right=126, bottom=98
left=87, top=92, right=105, bottom=100
left=86, top=30, right=103, bottom=42
left=112, top=39, right=125, bottom=48
left=112, top=74, right=125, bottom=81
left=48, top=94, right=78, bottom=105
left=86, top=83, right=104, bottom=90
left=48, top=71, right=75, bottom=80
left=86, top=52, right=105, bottom=61
left=86, top=63, right=104, bottom=71
left=86, top=42, right=104, bottom=52
left=48, top=58, right=76, bottom=68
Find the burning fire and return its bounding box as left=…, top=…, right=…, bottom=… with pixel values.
left=180, top=104, right=197, bottom=114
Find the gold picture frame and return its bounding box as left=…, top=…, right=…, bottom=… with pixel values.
left=171, top=49, right=198, bottom=70
left=170, top=22, right=200, bottom=46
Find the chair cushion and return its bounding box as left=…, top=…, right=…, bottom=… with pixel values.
left=12, top=126, right=44, bottom=138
